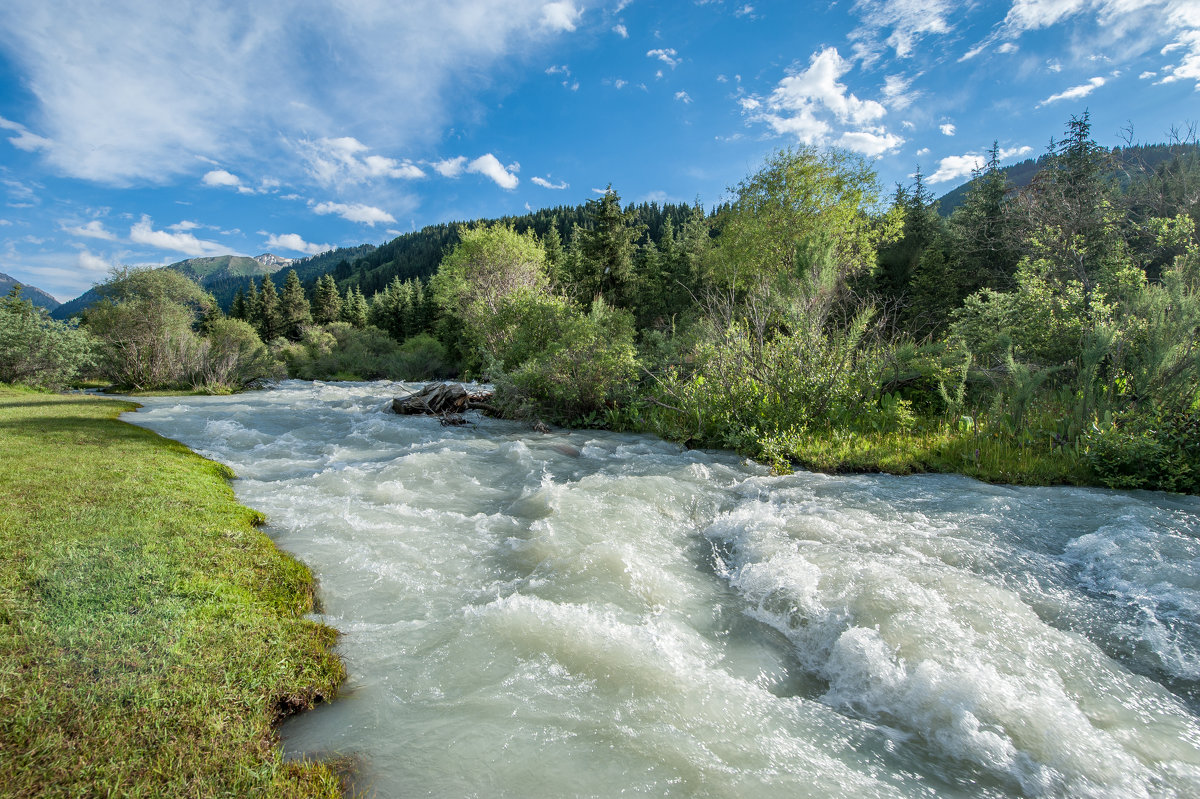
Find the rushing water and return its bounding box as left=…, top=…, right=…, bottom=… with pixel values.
left=124, top=380, right=1200, bottom=798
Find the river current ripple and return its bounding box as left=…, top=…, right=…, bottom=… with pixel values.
left=125, top=380, right=1200, bottom=798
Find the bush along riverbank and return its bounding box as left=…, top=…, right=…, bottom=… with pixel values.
left=0, top=386, right=346, bottom=798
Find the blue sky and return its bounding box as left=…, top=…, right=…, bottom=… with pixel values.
left=1, top=0, right=1197, bottom=301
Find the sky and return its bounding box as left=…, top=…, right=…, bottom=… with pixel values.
left=0, top=0, right=1197, bottom=302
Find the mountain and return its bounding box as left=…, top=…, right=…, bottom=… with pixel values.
left=936, top=141, right=1200, bottom=216
left=52, top=253, right=291, bottom=319
left=0, top=272, right=61, bottom=311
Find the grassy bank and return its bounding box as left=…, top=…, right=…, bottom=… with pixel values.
left=0, top=386, right=345, bottom=798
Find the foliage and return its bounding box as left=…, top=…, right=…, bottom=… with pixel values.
left=1086, top=406, right=1200, bottom=493
left=275, top=323, right=453, bottom=382
left=431, top=223, right=550, bottom=368
left=190, top=317, right=285, bottom=392
left=83, top=268, right=216, bottom=390
left=494, top=296, right=640, bottom=423
left=0, top=287, right=95, bottom=389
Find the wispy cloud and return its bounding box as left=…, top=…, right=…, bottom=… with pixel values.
left=647, top=48, right=680, bottom=68
left=850, top=0, right=955, bottom=62
left=129, top=215, right=228, bottom=256
left=62, top=220, right=117, bottom=241
left=541, top=1, right=581, bottom=32
left=940, top=123, right=956, bottom=136
left=311, top=201, right=397, bottom=226
left=532, top=176, right=569, bottom=189
left=298, top=137, right=424, bottom=188
left=1037, top=75, right=1106, bottom=105
left=0, top=0, right=583, bottom=184
left=675, top=91, right=692, bottom=103
left=0, top=114, right=51, bottom=152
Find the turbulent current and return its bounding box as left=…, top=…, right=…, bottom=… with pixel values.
left=125, top=380, right=1200, bottom=798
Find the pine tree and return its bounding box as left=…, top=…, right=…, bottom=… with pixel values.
left=340, top=286, right=368, bottom=327
left=278, top=269, right=312, bottom=340
left=311, top=274, right=342, bottom=325
left=230, top=287, right=247, bottom=321
left=578, top=186, right=647, bottom=307
left=257, top=274, right=281, bottom=341
left=244, top=279, right=261, bottom=328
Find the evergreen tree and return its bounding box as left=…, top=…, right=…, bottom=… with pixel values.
left=244, top=279, right=261, bottom=328
left=311, top=274, right=342, bottom=325
left=278, top=269, right=312, bottom=340
left=578, top=186, right=647, bottom=307
left=257, top=274, right=281, bottom=341
left=946, top=143, right=1020, bottom=296
left=230, top=287, right=247, bottom=321
left=341, top=286, right=369, bottom=327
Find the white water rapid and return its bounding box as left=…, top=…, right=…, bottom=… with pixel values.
left=125, top=381, right=1200, bottom=798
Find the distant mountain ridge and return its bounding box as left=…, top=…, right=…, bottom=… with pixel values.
left=0, top=272, right=60, bottom=310
left=935, top=141, right=1200, bottom=215
left=52, top=253, right=292, bottom=319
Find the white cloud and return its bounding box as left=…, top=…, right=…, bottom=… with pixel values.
left=613, top=24, right=628, bottom=38
left=312, top=201, right=397, bottom=226
left=1037, top=75, right=1106, bottom=105
left=999, top=145, right=1034, bottom=159
left=432, top=156, right=468, bottom=177
left=63, top=220, right=117, bottom=240
left=129, top=215, right=228, bottom=256
left=546, top=64, right=570, bottom=75
left=916, top=147, right=930, bottom=156
left=532, top=176, right=569, bottom=189
left=0, top=0, right=583, bottom=184
left=675, top=91, right=692, bottom=103
left=299, top=136, right=424, bottom=187
left=850, top=0, right=954, bottom=62
left=734, top=5, right=756, bottom=18
left=0, top=114, right=51, bottom=151
left=167, top=220, right=201, bottom=232
left=940, top=123, right=956, bottom=136
left=1004, top=0, right=1087, bottom=34
left=541, top=2, right=581, bottom=32
left=77, top=250, right=113, bottom=274
left=1140, top=70, right=1158, bottom=78
left=467, top=153, right=520, bottom=189
left=881, top=74, right=917, bottom=110
left=835, top=129, right=904, bottom=156
left=743, top=47, right=902, bottom=152
left=647, top=48, right=680, bottom=68
left=927, top=153, right=986, bottom=184
left=997, top=41, right=1019, bottom=53
left=202, top=169, right=241, bottom=187
left=263, top=232, right=331, bottom=255
left=614, top=78, right=628, bottom=89
left=769, top=48, right=886, bottom=126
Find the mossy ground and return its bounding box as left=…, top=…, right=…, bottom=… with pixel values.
left=0, top=386, right=346, bottom=798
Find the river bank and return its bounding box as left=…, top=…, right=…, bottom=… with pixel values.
left=0, top=385, right=346, bottom=797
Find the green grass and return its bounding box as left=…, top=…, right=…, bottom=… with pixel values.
left=0, top=385, right=346, bottom=798
left=768, top=423, right=1089, bottom=486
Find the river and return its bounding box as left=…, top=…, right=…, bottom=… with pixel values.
left=124, top=380, right=1200, bottom=798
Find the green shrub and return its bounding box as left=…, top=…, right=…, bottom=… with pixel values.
left=0, top=287, right=95, bottom=389
left=1085, top=407, right=1200, bottom=493
left=190, top=318, right=284, bottom=392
